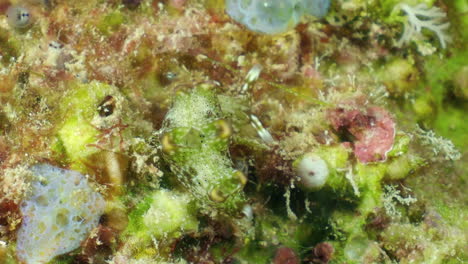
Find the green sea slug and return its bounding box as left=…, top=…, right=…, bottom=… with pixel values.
left=160, top=85, right=247, bottom=214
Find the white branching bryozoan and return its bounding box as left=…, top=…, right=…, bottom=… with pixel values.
left=395, top=4, right=450, bottom=49
left=415, top=125, right=461, bottom=161
left=383, top=185, right=417, bottom=218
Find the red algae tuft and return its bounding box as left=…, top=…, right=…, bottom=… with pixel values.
left=274, top=247, right=300, bottom=264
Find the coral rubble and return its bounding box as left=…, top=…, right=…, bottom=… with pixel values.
left=0, top=0, right=466, bottom=263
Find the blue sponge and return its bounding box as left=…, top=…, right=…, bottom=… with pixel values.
left=300, top=0, right=331, bottom=18
left=226, top=0, right=331, bottom=34
left=16, top=164, right=105, bottom=264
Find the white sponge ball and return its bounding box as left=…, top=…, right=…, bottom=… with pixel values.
left=296, top=154, right=329, bottom=190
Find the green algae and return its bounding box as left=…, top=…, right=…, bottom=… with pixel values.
left=126, top=190, right=198, bottom=241
left=97, top=9, right=127, bottom=35
left=423, top=49, right=468, bottom=149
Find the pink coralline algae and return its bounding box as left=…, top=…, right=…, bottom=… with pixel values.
left=328, top=106, right=396, bottom=163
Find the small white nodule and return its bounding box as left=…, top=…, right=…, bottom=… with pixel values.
left=6, top=6, right=32, bottom=29
left=241, top=204, right=253, bottom=220
left=296, top=154, right=329, bottom=190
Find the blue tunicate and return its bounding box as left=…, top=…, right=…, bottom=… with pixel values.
left=226, top=0, right=301, bottom=34
left=225, top=0, right=331, bottom=34
left=16, top=164, right=105, bottom=264
left=300, top=0, right=331, bottom=18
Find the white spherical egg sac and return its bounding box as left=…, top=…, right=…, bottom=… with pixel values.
left=296, top=154, right=329, bottom=190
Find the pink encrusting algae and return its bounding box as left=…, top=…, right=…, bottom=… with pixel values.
left=329, top=106, right=396, bottom=163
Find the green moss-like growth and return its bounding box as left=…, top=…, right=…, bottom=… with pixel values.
left=127, top=189, right=198, bottom=240
left=143, top=190, right=198, bottom=239
left=97, top=9, right=127, bottom=35
left=0, top=28, right=20, bottom=66
left=122, top=189, right=198, bottom=261
left=422, top=48, right=468, bottom=149
left=377, top=57, right=419, bottom=96
left=0, top=243, right=18, bottom=264
left=433, top=105, right=468, bottom=150
left=381, top=221, right=466, bottom=264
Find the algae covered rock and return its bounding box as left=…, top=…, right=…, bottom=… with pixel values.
left=126, top=189, right=198, bottom=241
left=142, top=190, right=198, bottom=239
left=0, top=0, right=466, bottom=263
